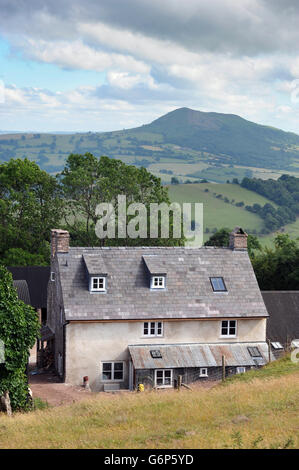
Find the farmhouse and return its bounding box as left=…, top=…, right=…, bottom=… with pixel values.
left=46, top=228, right=271, bottom=391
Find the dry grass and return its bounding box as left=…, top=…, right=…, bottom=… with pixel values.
left=0, top=360, right=299, bottom=449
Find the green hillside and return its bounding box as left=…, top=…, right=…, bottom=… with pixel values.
left=1, top=108, right=299, bottom=181
left=168, top=183, right=299, bottom=244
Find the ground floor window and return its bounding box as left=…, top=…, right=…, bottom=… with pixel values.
left=102, top=362, right=124, bottom=381
left=236, top=366, right=246, bottom=374
left=155, top=369, right=173, bottom=387
left=199, top=367, right=208, bottom=377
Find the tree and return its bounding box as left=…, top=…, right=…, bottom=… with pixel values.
left=60, top=154, right=184, bottom=246
left=252, top=234, right=299, bottom=289
left=204, top=228, right=261, bottom=257
left=0, top=266, right=40, bottom=411
left=171, top=177, right=180, bottom=185
left=0, top=158, right=63, bottom=266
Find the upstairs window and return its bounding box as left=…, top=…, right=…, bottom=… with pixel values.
left=221, top=320, right=237, bottom=337
left=210, top=277, right=227, bottom=292
left=90, top=276, right=106, bottom=292
left=151, top=276, right=165, bottom=289
left=143, top=321, right=163, bottom=337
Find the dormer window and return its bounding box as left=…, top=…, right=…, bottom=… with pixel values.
left=90, top=276, right=106, bottom=292
left=143, top=255, right=167, bottom=290
left=151, top=276, right=165, bottom=289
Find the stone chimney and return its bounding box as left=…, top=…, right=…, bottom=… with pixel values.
left=51, top=229, right=70, bottom=257
left=229, top=227, right=248, bottom=250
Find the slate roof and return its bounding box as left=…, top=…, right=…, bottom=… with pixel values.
left=129, top=342, right=272, bottom=369
left=57, top=246, right=268, bottom=321
left=262, top=291, right=299, bottom=346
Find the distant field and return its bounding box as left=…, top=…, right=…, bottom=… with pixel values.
left=168, top=183, right=299, bottom=245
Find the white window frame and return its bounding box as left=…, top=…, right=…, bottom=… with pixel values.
left=143, top=321, right=163, bottom=337
left=155, top=369, right=173, bottom=388
left=151, top=276, right=165, bottom=289
left=220, top=320, right=237, bottom=338
left=50, top=271, right=55, bottom=282
left=90, top=276, right=106, bottom=292
left=101, top=361, right=124, bottom=382
left=199, top=368, right=208, bottom=377
left=236, top=367, right=246, bottom=374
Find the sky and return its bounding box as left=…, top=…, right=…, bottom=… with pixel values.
left=0, top=0, right=299, bottom=133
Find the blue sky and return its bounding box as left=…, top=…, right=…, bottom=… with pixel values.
left=0, top=36, right=106, bottom=92
left=0, top=0, right=298, bottom=133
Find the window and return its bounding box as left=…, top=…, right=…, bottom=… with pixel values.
left=221, top=320, right=237, bottom=337
left=199, top=368, right=208, bottom=377
left=150, top=350, right=162, bottom=358
left=210, top=277, right=227, bottom=292
left=102, top=362, right=124, bottom=381
left=247, top=346, right=262, bottom=357
left=155, top=369, right=172, bottom=387
left=143, top=321, right=163, bottom=337
left=236, top=367, right=246, bottom=374
left=271, top=342, right=283, bottom=350
left=50, top=272, right=55, bottom=282
left=90, top=276, right=106, bottom=292
left=151, top=276, right=165, bottom=289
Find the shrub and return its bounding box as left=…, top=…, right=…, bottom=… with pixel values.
left=0, top=266, right=40, bottom=411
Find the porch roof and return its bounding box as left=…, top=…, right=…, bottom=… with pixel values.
left=129, top=342, right=272, bottom=369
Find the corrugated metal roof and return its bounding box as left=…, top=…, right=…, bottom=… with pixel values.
left=13, top=280, right=31, bottom=305
left=9, top=267, right=50, bottom=308
left=128, top=342, right=272, bottom=369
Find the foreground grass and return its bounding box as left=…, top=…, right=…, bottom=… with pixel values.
left=0, top=357, right=298, bottom=449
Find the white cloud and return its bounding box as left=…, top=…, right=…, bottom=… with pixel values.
left=12, top=37, right=149, bottom=74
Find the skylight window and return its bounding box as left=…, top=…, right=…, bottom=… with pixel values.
left=150, top=350, right=162, bottom=359
left=247, top=346, right=262, bottom=358
left=210, top=277, right=227, bottom=292
left=271, top=342, right=283, bottom=350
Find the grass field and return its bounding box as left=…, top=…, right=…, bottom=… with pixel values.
left=0, top=356, right=298, bottom=449
left=168, top=183, right=299, bottom=245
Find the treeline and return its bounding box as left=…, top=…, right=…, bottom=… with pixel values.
left=205, top=228, right=299, bottom=290
left=0, top=154, right=183, bottom=267
left=241, top=175, right=299, bottom=233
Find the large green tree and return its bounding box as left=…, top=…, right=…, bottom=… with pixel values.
left=0, top=158, right=63, bottom=265
left=252, top=234, right=299, bottom=290
left=59, top=153, right=183, bottom=246
left=0, top=266, right=40, bottom=411
left=204, top=227, right=261, bottom=258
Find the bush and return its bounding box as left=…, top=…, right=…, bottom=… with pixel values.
left=0, top=266, right=40, bottom=411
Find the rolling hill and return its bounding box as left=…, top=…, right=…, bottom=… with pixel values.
left=1, top=108, right=299, bottom=182
left=168, top=182, right=299, bottom=246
